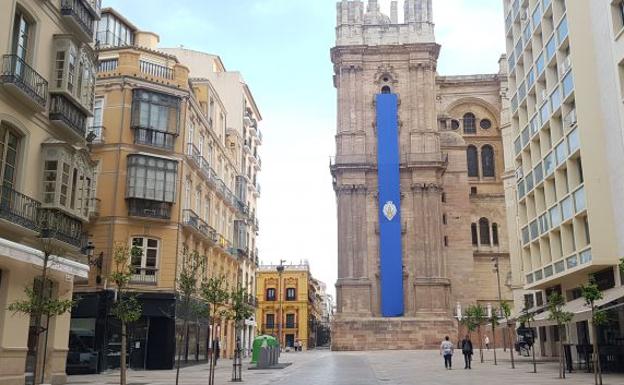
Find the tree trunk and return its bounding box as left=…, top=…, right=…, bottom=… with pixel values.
left=33, top=253, right=51, bottom=385
left=175, top=299, right=191, bottom=385
left=508, top=323, right=515, bottom=369
left=121, top=321, right=127, bottom=385
left=492, top=324, right=497, bottom=365
left=478, top=326, right=484, bottom=363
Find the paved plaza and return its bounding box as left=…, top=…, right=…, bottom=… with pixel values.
left=67, top=349, right=624, bottom=385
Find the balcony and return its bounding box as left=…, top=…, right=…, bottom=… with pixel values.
left=49, top=94, right=88, bottom=139
left=130, top=267, right=158, bottom=285
left=182, top=209, right=216, bottom=241
left=97, top=58, right=118, bottom=73
left=133, top=127, right=175, bottom=150
left=127, top=198, right=171, bottom=220
left=140, top=61, right=174, bottom=80
left=38, top=208, right=85, bottom=249
left=0, top=185, right=40, bottom=234
left=60, top=0, right=100, bottom=42
left=0, top=54, right=48, bottom=110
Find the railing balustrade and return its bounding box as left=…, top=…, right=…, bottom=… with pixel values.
left=0, top=54, right=48, bottom=108
left=139, top=60, right=174, bottom=80
left=0, top=185, right=40, bottom=232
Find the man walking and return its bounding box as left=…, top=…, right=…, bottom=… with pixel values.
left=440, top=336, right=454, bottom=370
left=461, top=335, right=474, bottom=369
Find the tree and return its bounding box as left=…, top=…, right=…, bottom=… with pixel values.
left=581, top=281, right=606, bottom=385
left=465, top=304, right=487, bottom=363
left=229, top=286, right=255, bottom=382
left=487, top=307, right=500, bottom=365
left=109, top=245, right=142, bottom=385
left=547, top=293, right=573, bottom=379
left=500, top=301, right=516, bottom=369
left=200, top=276, right=230, bottom=385
left=8, top=240, right=74, bottom=385
left=519, top=307, right=537, bottom=373
left=174, top=249, right=205, bottom=385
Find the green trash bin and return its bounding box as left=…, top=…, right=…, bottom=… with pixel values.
left=251, top=335, right=278, bottom=364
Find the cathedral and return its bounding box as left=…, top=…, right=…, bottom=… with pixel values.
left=330, top=0, right=514, bottom=350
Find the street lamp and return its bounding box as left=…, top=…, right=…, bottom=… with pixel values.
left=276, top=260, right=286, bottom=350
left=493, top=255, right=515, bottom=369
left=455, top=302, right=463, bottom=348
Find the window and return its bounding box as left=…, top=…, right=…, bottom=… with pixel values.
left=614, top=1, right=624, bottom=34
left=96, top=13, right=134, bottom=47
left=12, top=9, right=32, bottom=63
left=265, top=314, right=275, bottom=328
left=467, top=145, right=479, bottom=177
left=451, top=120, right=460, bottom=130
left=266, top=288, right=276, bottom=301
left=127, top=155, right=178, bottom=203
left=381, top=85, right=391, bottom=94
left=470, top=187, right=477, bottom=195
left=481, top=145, right=495, bottom=177
left=286, top=288, right=296, bottom=301
left=132, top=90, right=181, bottom=133
left=479, top=218, right=491, bottom=245
left=0, top=124, right=20, bottom=191
left=524, top=294, right=535, bottom=310
left=286, top=314, right=296, bottom=328
left=492, top=223, right=499, bottom=246
left=480, top=119, right=492, bottom=129
left=131, top=237, right=159, bottom=277
left=471, top=223, right=478, bottom=246
left=463, top=113, right=476, bottom=134
left=444, top=236, right=449, bottom=247
left=88, top=98, right=104, bottom=139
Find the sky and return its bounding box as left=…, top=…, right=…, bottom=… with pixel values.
left=101, top=0, right=505, bottom=296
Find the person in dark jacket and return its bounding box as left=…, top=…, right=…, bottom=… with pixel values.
left=461, top=335, right=474, bottom=369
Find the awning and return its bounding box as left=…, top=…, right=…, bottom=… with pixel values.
left=532, top=285, right=624, bottom=327
left=0, top=237, right=89, bottom=278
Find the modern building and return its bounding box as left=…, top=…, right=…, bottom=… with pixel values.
left=256, top=262, right=324, bottom=351
left=68, top=8, right=262, bottom=372
left=330, top=0, right=513, bottom=350
left=502, top=0, right=624, bottom=362
left=160, top=47, right=263, bottom=357
left=0, top=0, right=100, bottom=384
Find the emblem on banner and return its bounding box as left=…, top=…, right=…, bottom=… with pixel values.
left=383, top=201, right=398, bottom=221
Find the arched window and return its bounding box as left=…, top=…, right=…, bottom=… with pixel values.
left=479, top=218, right=491, bottom=245
left=471, top=223, right=478, bottom=246
left=482, top=145, right=495, bottom=177
left=467, top=145, right=479, bottom=177
left=463, top=113, right=476, bottom=134
left=381, top=85, right=391, bottom=94
left=492, top=223, right=499, bottom=246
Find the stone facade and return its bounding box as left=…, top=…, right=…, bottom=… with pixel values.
left=330, top=0, right=512, bottom=350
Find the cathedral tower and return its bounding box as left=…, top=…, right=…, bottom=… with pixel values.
left=330, top=0, right=511, bottom=350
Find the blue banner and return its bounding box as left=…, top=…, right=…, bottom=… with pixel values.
left=376, top=93, right=404, bottom=317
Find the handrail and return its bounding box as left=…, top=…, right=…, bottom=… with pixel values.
left=1, top=54, right=48, bottom=107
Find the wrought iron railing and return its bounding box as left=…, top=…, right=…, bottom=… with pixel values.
left=182, top=209, right=216, bottom=240
left=49, top=94, right=87, bottom=137
left=60, top=0, right=97, bottom=40
left=133, top=127, right=175, bottom=150
left=0, top=54, right=48, bottom=108
left=139, top=60, right=174, bottom=80
left=0, top=185, right=40, bottom=232
left=130, top=267, right=158, bottom=285
left=38, top=208, right=85, bottom=249
left=127, top=198, right=171, bottom=220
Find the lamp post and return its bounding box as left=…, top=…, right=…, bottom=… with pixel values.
left=276, top=260, right=286, bottom=350
left=455, top=302, right=463, bottom=349
left=493, top=255, right=515, bottom=369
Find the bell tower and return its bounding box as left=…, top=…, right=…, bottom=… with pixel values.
left=331, top=0, right=460, bottom=350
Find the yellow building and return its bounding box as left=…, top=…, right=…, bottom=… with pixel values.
left=69, top=8, right=262, bottom=372
left=256, top=263, right=324, bottom=350
left=0, top=0, right=100, bottom=384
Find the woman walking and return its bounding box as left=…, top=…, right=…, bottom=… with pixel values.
left=440, top=336, right=455, bottom=370
left=462, top=335, right=474, bottom=369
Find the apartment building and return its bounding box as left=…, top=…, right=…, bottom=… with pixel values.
left=68, top=8, right=262, bottom=373
left=161, top=47, right=263, bottom=357
left=502, top=0, right=624, bottom=362
left=0, top=0, right=100, bottom=384
left=255, top=263, right=323, bottom=351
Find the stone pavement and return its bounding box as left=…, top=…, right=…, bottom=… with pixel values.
left=67, top=349, right=624, bottom=385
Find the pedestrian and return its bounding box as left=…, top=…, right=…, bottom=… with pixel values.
left=461, top=335, right=474, bottom=369
left=485, top=335, right=490, bottom=350
left=213, top=339, right=221, bottom=366
left=440, top=336, right=454, bottom=370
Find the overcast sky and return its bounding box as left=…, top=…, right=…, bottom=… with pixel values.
left=102, top=0, right=505, bottom=296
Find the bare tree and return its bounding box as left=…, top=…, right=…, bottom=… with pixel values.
left=109, top=245, right=142, bottom=385
left=200, top=276, right=230, bottom=385
left=547, top=293, right=573, bottom=379
left=581, top=281, right=605, bottom=385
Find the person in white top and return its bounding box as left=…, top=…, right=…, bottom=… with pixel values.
left=485, top=335, right=490, bottom=350
left=440, top=336, right=455, bottom=370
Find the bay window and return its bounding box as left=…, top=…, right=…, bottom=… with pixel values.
left=126, top=154, right=177, bottom=205
left=132, top=90, right=180, bottom=133
left=51, top=37, right=96, bottom=112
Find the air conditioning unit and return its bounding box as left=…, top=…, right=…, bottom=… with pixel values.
left=540, top=89, right=548, bottom=103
